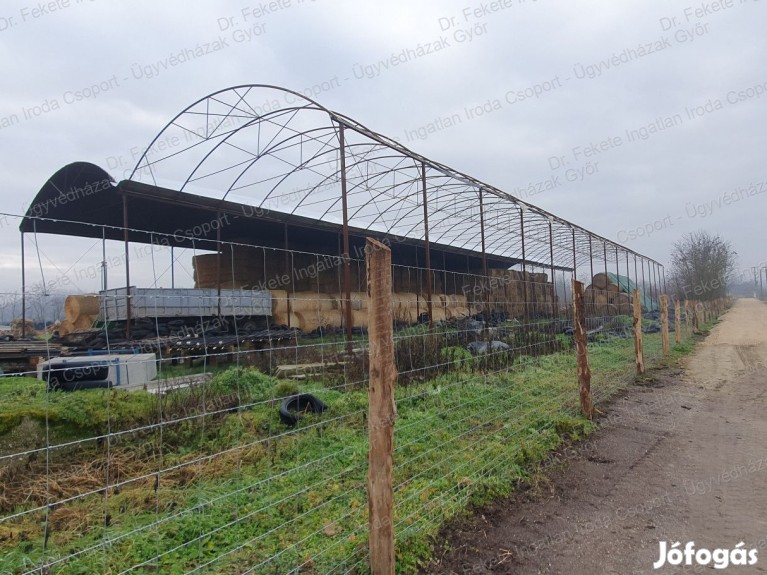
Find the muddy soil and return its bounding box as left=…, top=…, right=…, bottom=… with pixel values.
left=424, top=298, right=767, bottom=575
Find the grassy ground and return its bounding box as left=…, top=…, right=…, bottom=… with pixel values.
left=0, top=324, right=709, bottom=574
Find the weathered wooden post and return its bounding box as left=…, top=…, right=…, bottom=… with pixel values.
left=660, top=295, right=670, bottom=358
left=685, top=299, right=691, bottom=338
left=365, top=238, right=397, bottom=575
left=675, top=299, right=682, bottom=344
left=572, top=280, right=593, bottom=419
left=693, top=300, right=700, bottom=333
left=633, top=288, right=645, bottom=374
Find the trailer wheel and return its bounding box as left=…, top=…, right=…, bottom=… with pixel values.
left=279, top=393, right=327, bottom=426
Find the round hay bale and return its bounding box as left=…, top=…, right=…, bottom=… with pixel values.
left=295, top=308, right=343, bottom=331
left=58, top=320, right=74, bottom=336
left=64, top=295, right=101, bottom=323
left=393, top=306, right=417, bottom=324
left=393, top=292, right=418, bottom=307
left=271, top=290, right=289, bottom=313
left=293, top=311, right=318, bottom=333
left=446, top=294, right=467, bottom=306
left=606, top=283, right=620, bottom=293
left=447, top=306, right=471, bottom=319
left=290, top=292, right=336, bottom=311
left=271, top=310, right=300, bottom=329
left=73, top=315, right=95, bottom=330
left=612, top=293, right=631, bottom=314
left=594, top=293, right=609, bottom=305
left=333, top=292, right=368, bottom=311
left=351, top=310, right=369, bottom=329
left=592, top=273, right=610, bottom=290
left=611, top=293, right=630, bottom=305
left=430, top=307, right=447, bottom=322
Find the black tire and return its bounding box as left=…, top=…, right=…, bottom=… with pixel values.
left=279, top=393, right=327, bottom=426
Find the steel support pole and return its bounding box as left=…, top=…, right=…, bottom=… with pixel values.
left=519, top=208, right=528, bottom=321
left=625, top=250, right=630, bottom=286
left=339, top=124, right=353, bottom=353
left=102, top=227, right=107, bottom=292
left=588, top=236, right=594, bottom=284
left=634, top=254, right=638, bottom=286
left=641, top=258, right=647, bottom=310
left=170, top=246, right=175, bottom=289
left=122, top=193, right=132, bottom=340
left=216, top=211, right=222, bottom=318
left=549, top=221, right=556, bottom=318
left=20, top=232, right=25, bottom=338
left=479, top=188, right=488, bottom=324
left=284, top=223, right=292, bottom=328
left=572, top=228, right=577, bottom=280
left=422, top=162, right=433, bottom=327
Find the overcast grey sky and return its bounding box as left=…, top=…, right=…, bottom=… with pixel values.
left=1, top=0, right=765, bottom=297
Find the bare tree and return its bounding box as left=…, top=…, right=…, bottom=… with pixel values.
left=668, top=231, right=736, bottom=301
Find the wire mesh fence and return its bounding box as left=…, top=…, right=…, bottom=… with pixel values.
left=0, top=83, right=723, bottom=575
left=0, top=207, right=728, bottom=574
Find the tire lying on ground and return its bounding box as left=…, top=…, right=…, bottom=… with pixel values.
left=466, top=340, right=512, bottom=355
left=279, top=393, right=328, bottom=426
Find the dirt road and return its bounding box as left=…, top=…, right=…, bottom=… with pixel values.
left=425, top=298, right=767, bottom=574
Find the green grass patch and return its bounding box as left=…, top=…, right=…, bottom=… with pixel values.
left=0, top=329, right=700, bottom=574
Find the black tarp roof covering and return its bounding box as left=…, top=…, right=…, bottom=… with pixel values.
left=20, top=162, right=569, bottom=272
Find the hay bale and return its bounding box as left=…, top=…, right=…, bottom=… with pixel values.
left=290, top=292, right=337, bottom=311
left=333, top=292, right=368, bottom=311
left=447, top=306, right=471, bottom=319
left=73, top=315, right=96, bottom=330
left=11, top=319, right=36, bottom=338
left=64, top=295, right=101, bottom=323
left=57, top=320, right=74, bottom=336
left=294, top=308, right=343, bottom=332
left=594, top=292, right=609, bottom=305
left=271, top=310, right=300, bottom=328
left=351, top=310, right=369, bottom=329
left=591, top=273, right=610, bottom=290
left=393, top=293, right=419, bottom=324
left=271, top=290, right=289, bottom=314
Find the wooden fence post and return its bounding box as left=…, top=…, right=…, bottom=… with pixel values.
left=572, top=280, right=593, bottom=419
left=660, top=295, right=670, bottom=358
left=693, top=300, right=700, bottom=333
left=365, top=238, right=397, bottom=575
left=675, top=299, right=682, bottom=344
left=633, top=288, right=645, bottom=374
left=685, top=299, right=690, bottom=338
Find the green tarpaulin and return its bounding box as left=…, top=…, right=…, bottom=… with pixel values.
left=604, top=272, right=658, bottom=312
